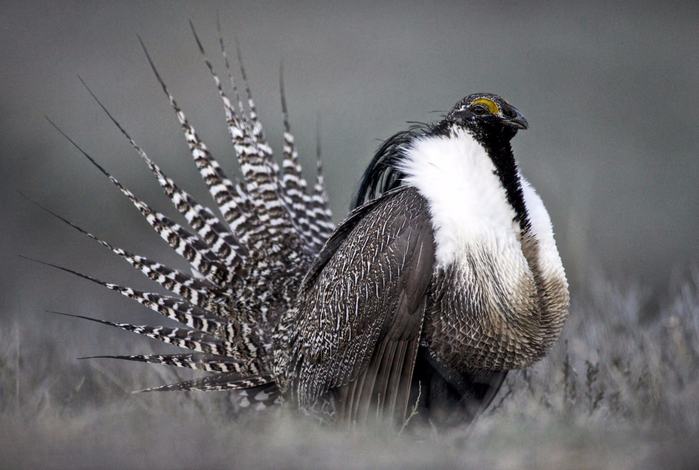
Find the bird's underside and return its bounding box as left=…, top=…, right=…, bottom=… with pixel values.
left=36, top=23, right=569, bottom=429
left=275, top=186, right=510, bottom=427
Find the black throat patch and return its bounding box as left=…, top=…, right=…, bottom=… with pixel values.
left=431, top=121, right=532, bottom=234
left=477, top=127, right=532, bottom=234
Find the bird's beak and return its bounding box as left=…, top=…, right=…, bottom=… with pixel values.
left=504, top=108, right=529, bottom=130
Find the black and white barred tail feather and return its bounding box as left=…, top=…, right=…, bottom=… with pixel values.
left=33, top=203, right=221, bottom=310
left=21, top=256, right=229, bottom=335
left=50, top=311, right=230, bottom=356
left=85, top=353, right=249, bottom=373
left=38, top=25, right=334, bottom=406
left=140, top=375, right=275, bottom=393
left=78, top=77, right=250, bottom=270
left=25, top=190, right=217, bottom=306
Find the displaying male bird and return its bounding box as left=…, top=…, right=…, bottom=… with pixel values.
left=275, top=93, right=569, bottom=426
left=41, top=26, right=568, bottom=428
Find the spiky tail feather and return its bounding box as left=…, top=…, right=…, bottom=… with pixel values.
left=36, top=23, right=334, bottom=407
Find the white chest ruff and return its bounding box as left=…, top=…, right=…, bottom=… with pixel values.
left=399, top=130, right=564, bottom=285
left=399, top=131, right=568, bottom=369
left=398, top=131, right=525, bottom=266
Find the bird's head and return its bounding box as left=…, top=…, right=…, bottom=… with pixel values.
left=440, top=93, right=528, bottom=142
left=355, top=93, right=528, bottom=208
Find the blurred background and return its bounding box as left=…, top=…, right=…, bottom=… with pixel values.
left=2, top=2, right=699, bottom=466
left=1, top=0, right=698, bottom=403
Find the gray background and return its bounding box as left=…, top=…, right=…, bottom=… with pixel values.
left=1, top=1, right=698, bottom=350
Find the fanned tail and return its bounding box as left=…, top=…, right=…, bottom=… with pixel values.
left=36, top=23, right=336, bottom=405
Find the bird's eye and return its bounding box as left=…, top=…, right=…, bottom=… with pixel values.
left=472, top=104, right=488, bottom=115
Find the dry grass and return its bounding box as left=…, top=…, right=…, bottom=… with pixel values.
left=2, top=271, right=698, bottom=469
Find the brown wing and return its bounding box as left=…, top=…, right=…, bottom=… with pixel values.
left=287, top=187, right=435, bottom=425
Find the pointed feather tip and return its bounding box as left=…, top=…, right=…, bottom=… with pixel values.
left=279, top=60, right=288, bottom=113
left=44, top=114, right=112, bottom=178
left=46, top=309, right=73, bottom=318
left=45, top=310, right=99, bottom=323
left=76, top=74, right=144, bottom=153
left=315, top=112, right=323, bottom=164
left=189, top=20, right=206, bottom=55
left=18, top=252, right=72, bottom=275
left=18, top=253, right=102, bottom=284
left=77, top=355, right=135, bottom=361
left=137, top=34, right=169, bottom=93
left=16, top=189, right=37, bottom=205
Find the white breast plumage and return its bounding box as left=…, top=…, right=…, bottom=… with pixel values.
left=398, top=129, right=527, bottom=268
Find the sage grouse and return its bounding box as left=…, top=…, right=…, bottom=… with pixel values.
left=44, top=27, right=569, bottom=428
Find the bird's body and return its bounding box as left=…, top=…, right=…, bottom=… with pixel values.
left=275, top=94, right=568, bottom=425
left=42, top=30, right=568, bottom=428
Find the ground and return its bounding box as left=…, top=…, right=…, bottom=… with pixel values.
left=1, top=272, right=698, bottom=469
